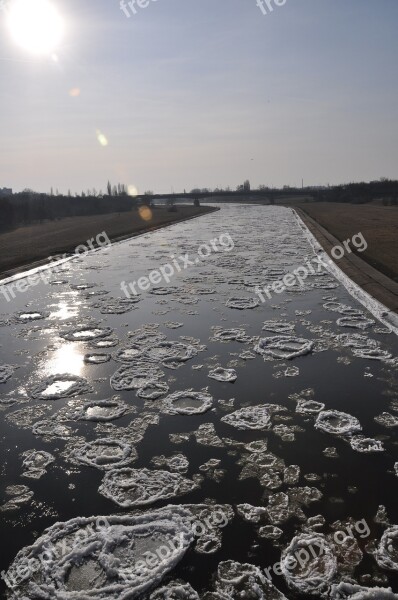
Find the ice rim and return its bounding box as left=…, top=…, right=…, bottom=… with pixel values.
left=292, top=209, right=398, bottom=336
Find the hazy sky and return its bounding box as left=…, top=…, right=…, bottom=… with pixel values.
left=1, top=0, right=397, bottom=194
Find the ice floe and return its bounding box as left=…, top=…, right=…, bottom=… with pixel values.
left=1, top=485, right=34, bottom=512
left=315, top=410, right=362, bottom=436
left=281, top=533, right=337, bottom=596
left=29, top=374, right=93, bottom=400
left=0, top=364, right=15, bottom=383
left=225, top=297, right=259, bottom=310
left=21, top=449, right=54, bottom=479
left=111, top=363, right=164, bottom=391
left=60, top=325, right=113, bottom=341
left=254, top=335, right=314, bottom=360
left=349, top=436, right=384, bottom=453
left=99, top=468, right=199, bottom=507
left=376, top=526, right=398, bottom=572
left=208, top=367, right=237, bottom=382
left=70, top=438, right=137, bottom=470
left=222, top=404, right=283, bottom=430
left=4, top=507, right=194, bottom=599
left=163, top=390, right=213, bottom=415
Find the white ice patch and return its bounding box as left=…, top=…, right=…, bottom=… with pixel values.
left=262, top=320, right=295, bottom=334
left=29, top=374, right=93, bottom=400
left=315, top=410, right=362, bottom=437
left=137, top=381, right=170, bottom=400
left=60, top=326, right=113, bottom=341
left=349, top=436, right=384, bottom=453
left=254, top=335, right=314, bottom=360
left=208, top=367, right=237, bottom=383
left=84, top=353, right=111, bottom=364
left=99, top=468, right=198, bottom=507
left=163, top=390, right=213, bottom=415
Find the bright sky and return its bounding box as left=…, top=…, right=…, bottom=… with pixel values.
left=0, top=0, right=397, bottom=194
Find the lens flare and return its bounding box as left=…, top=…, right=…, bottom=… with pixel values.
left=138, top=206, right=152, bottom=222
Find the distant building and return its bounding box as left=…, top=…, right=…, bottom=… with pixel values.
left=0, top=187, right=12, bottom=197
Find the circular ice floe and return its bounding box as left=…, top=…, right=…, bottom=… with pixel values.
left=376, top=526, right=398, bottom=571
left=90, top=338, right=119, bottom=349
left=208, top=367, right=237, bottom=383
left=0, top=364, right=15, bottom=384
left=163, top=390, right=213, bottom=415
left=16, top=311, right=47, bottom=322
left=281, top=533, right=337, bottom=596
left=336, top=315, right=375, bottom=330
left=254, top=336, right=314, bottom=360
left=99, top=468, right=198, bottom=507
left=29, top=374, right=93, bottom=400
left=67, top=398, right=128, bottom=422
left=84, top=353, right=111, bottom=364
left=32, top=420, right=71, bottom=439
left=349, top=435, right=384, bottom=453
left=225, top=297, right=259, bottom=310
left=72, top=438, right=137, bottom=470
left=221, top=405, right=273, bottom=430
left=60, top=326, right=113, bottom=342
left=128, top=330, right=167, bottom=346
left=262, top=320, right=295, bottom=334
left=136, top=381, right=170, bottom=400
left=213, top=328, right=249, bottom=343
left=94, top=297, right=141, bottom=314
left=315, top=410, right=362, bottom=436
left=111, top=363, right=164, bottom=391
left=150, top=286, right=180, bottom=295
left=4, top=507, right=194, bottom=600
left=144, top=341, right=198, bottom=369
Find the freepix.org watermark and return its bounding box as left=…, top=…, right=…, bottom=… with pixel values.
left=0, top=231, right=111, bottom=303
left=256, top=0, right=287, bottom=16
left=120, top=0, right=157, bottom=18
left=120, top=232, right=235, bottom=297
left=255, top=231, right=368, bottom=303
left=264, top=518, right=370, bottom=581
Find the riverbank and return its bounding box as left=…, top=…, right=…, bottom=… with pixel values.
left=0, top=205, right=218, bottom=279
left=295, top=204, right=398, bottom=314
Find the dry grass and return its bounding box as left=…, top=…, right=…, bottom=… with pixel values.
left=297, top=203, right=398, bottom=281
left=0, top=206, right=216, bottom=277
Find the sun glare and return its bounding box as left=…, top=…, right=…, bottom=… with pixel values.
left=7, top=0, right=64, bottom=55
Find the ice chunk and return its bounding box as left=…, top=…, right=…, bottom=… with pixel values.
left=225, top=297, right=260, bottom=310
left=208, top=367, right=237, bottom=383
left=281, top=533, right=337, bottom=596
left=221, top=405, right=276, bottom=430
left=5, top=507, right=193, bottom=599
left=254, top=335, right=314, bottom=360
left=71, top=438, right=137, bottom=470
left=350, top=436, right=384, bottom=453
left=21, top=450, right=54, bottom=479
left=99, top=468, right=198, bottom=507
left=0, top=364, right=15, bottom=384
left=315, top=410, right=362, bottom=436
left=29, top=374, right=93, bottom=400
left=163, top=390, right=213, bottom=415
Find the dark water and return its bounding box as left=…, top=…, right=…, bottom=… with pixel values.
left=0, top=205, right=397, bottom=599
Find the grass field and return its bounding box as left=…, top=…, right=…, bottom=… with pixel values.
left=297, top=203, right=398, bottom=282
left=0, top=206, right=217, bottom=278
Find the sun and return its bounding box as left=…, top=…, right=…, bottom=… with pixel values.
left=7, top=0, right=64, bottom=55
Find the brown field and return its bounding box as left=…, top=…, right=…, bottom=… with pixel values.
left=0, top=205, right=217, bottom=278
left=297, top=203, right=398, bottom=282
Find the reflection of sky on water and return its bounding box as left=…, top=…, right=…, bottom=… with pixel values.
left=46, top=344, right=84, bottom=376
left=49, top=300, right=80, bottom=321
